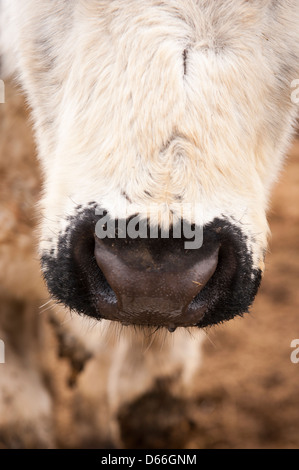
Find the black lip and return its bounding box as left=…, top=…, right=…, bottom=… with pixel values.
left=41, top=205, right=262, bottom=329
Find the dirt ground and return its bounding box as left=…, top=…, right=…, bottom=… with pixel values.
left=0, top=82, right=298, bottom=449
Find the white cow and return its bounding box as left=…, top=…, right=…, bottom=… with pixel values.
left=1, top=0, right=299, bottom=446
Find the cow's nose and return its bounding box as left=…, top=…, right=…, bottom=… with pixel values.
left=94, top=235, right=219, bottom=329
left=42, top=213, right=261, bottom=329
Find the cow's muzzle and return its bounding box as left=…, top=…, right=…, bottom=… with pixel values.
left=41, top=208, right=262, bottom=329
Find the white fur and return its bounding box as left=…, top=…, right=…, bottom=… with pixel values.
left=1, top=1, right=299, bottom=266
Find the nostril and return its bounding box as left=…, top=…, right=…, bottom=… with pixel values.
left=71, top=230, right=118, bottom=313
left=190, top=241, right=241, bottom=327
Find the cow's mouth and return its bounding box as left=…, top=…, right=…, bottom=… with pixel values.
left=41, top=206, right=262, bottom=330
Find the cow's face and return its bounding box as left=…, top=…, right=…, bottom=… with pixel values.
left=12, top=1, right=299, bottom=329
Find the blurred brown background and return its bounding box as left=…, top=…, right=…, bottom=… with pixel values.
left=0, top=81, right=299, bottom=449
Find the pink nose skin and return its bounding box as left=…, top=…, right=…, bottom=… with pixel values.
left=94, top=236, right=219, bottom=330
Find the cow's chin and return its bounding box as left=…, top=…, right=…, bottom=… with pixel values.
left=41, top=205, right=262, bottom=331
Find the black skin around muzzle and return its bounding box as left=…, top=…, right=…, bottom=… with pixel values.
left=41, top=203, right=262, bottom=329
